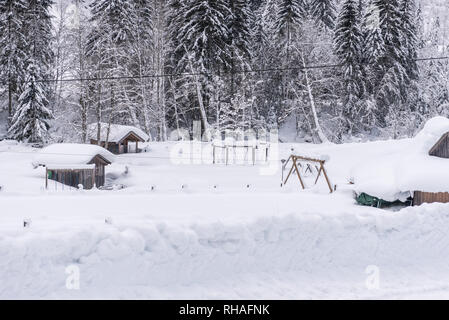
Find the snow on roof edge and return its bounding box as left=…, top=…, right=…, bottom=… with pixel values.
left=32, top=143, right=115, bottom=167
left=87, top=123, right=149, bottom=143
left=351, top=117, right=449, bottom=201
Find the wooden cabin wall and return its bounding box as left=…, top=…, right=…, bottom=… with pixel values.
left=95, top=164, right=105, bottom=187
left=429, top=134, right=449, bottom=158
left=90, top=131, right=144, bottom=154
left=48, top=169, right=95, bottom=189
left=90, top=157, right=108, bottom=187
left=106, top=143, right=119, bottom=154
left=413, top=191, right=449, bottom=206
left=90, top=139, right=119, bottom=154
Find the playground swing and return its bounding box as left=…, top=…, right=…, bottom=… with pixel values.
left=281, top=155, right=334, bottom=193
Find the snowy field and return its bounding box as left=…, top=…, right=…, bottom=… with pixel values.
left=1, top=132, right=449, bottom=299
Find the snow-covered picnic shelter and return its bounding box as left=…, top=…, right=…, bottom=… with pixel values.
left=88, top=123, right=149, bottom=154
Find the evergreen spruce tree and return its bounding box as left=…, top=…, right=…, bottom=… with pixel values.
left=250, top=0, right=279, bottom=127
left=8, top=61, right=53, bottom=143
left=310, top=0, right=337, bottom=30
left=334, top=0, right=364, bottom=131
left=363, top=1, right=384, bottom=65
left=399, top=0, right=418, bottom=82
left=176, top=0, right=231, bottom=131
left=226, top=0, right=252, bottom=128
left=227, top=0, right=252, bottom=72
left=364, top=0, right=409, bottom=125
left=89, top=0, right=136, bottom=45
left=0, top=0, right=27, bottom=124
left=88, top=0, right=139, bottom=125
left=177, top=0, right=231, bottom=72
left=23, top=0, right=54, bottom=90
left=275, top=0, right=306, bottom=44
left=7, top=0, right=54, bottom=142
left=275, top=0, right=306, bottom=127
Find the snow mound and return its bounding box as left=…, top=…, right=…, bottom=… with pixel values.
left=352, top=117, right=449, bottom=200
left=2, top=203, right=449, bottom=299
left=414, top=116, right=449, bottom=153
left=88, top=123, right=149, bottom=143
left=32, top=143, right=115, bottom=168
left=0, top=139, right=18, bottom=147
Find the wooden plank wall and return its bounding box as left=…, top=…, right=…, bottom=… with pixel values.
left=430, top=134, right=449, bottom=158
left=48, top=168, right=95, bottom=189
left=414, top=191, right=449, bottom=206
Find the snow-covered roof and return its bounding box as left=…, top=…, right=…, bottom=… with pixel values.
left=88, top=123, right=149, bottom=143
left=32, top=143, right=115, bottom=168
left=414, top=116, right=449, bottom=154
left=351, top=117, right=449, bottom=201
left=45, top=164, right=96, bottom=170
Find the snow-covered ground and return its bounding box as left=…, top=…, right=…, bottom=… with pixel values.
left=1, top=130, right=449, bottom=299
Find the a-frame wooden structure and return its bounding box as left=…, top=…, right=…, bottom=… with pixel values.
left=282, top=155, right=334, bottom=193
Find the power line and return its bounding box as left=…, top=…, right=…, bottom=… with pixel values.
left=21, top=55, right=449, bottom=84
left=415, top=56, right=449, bottom=61
left=0, top=55, right=447, bottom=86
left=33, top=63, right=344, bottom=84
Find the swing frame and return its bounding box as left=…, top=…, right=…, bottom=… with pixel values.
left=282, top=155, right=334, bottom=193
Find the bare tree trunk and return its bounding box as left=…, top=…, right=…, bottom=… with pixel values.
left=96, top=65, right=102, bottom=145
left=185, top=48, right=210, bottom=134
left=7, top=2, right=13, bottom=126
left=8, top=80, right=12, bottom=126
left=154, top=2, right=168, bottom=141
left=105, top=84, right=115, bottom=150
left=78, top=22, right=87, bottom=142
left=301, top=53, right=329, bottom=143
left=137, top=46, right=151, bottom=137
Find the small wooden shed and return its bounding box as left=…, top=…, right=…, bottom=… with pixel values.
left=429, top=132, right=449, bottom=158
left=32, top=144, right=115, bottom=190
left=413, top=131, right=449, bottom=206
left=88, top=123, right=149, bottom=154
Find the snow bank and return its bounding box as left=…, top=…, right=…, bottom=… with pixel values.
left=0, top=139, right=19, bottom=147
left=414, top=116, right=449, bottom=153
left=32, top=143, right=115, bottom=167
left=351, top=117, right=449, bottom=200
left=2, top=203, right=449, bottom=299
left=88, top=123, right=149, bottom=143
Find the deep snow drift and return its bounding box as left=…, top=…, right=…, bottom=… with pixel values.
left=2, top=200, right=449, bottom=299
left=1, top=118, right=449, bottom=299
left=351, top=116, right=449, bottom=201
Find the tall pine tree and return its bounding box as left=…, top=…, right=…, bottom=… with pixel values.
left=8, top=0, right=54, bottom=142
left=334, top=0, right=364, bottom=132
left=364, top=0, right=409, bottom=126
left=176, top=0, right=231, bottom=131
left=0, top=0, right=27, bottom=125
left=8, top=61, right=53, bottom=143
left=310, top=0, right=337, bottom=30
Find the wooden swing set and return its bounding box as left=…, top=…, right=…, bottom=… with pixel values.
left=282, top=155, right=334, bottom=193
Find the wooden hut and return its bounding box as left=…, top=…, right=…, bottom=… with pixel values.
left=88, top=123, right=149, bottom=154
left=32, top=144, right=115, bottom=190
left=413, top=131, right=449, bottom=206
left=429, top=132, right=449, bottom=158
